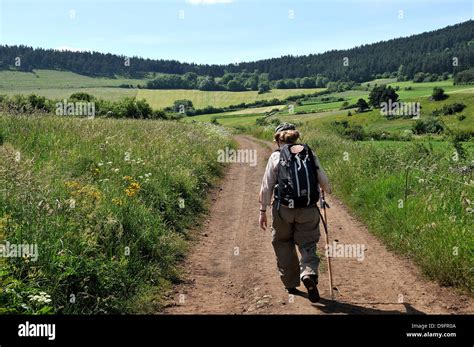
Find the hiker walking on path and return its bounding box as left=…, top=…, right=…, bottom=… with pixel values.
left=259, top=123, right=332, bottom=302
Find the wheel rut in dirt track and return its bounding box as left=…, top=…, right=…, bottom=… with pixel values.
left=164, top=135, right=473, bottom=314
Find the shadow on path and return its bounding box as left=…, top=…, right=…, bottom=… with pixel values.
left=291, top=289, right=425, bottom=314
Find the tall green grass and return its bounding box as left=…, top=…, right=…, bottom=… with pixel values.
left=313, top=133, right=473, bottom=293
left=0, top=115, right=233, bottom=314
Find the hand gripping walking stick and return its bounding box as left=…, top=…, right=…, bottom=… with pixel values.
left=318, top=189, right=334, bottom=300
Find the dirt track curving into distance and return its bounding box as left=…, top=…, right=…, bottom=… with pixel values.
left=163, top=136, right=473, bottom=314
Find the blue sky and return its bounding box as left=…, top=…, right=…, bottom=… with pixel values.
left=0, top=0, right=472, bottom=64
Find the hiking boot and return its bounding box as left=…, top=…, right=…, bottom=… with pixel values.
left=302, top=275, right=320, bottom=303
left=286, top=287, right=298, bottom=295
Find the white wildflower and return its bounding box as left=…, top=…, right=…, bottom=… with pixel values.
left=28, top=292, right=52, bottom=304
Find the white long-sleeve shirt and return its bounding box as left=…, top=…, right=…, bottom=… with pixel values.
left=259, top=150, right=332, bottom=208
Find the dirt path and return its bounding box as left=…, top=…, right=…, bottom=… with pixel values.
left=164, top=136, right=473, bottom=314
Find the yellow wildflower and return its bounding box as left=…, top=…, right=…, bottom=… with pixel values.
left=65, top=181, right=102, bottom=202
left=130, top=182, right=140, bottom=190
left=125, top=188, right=137, bottom=197
left=65, top=181, right=80, bottom=190
left=112, top=198, right=123, bottom=206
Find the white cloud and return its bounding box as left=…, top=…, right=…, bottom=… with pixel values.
left=186, top=0, right=233, bottom=5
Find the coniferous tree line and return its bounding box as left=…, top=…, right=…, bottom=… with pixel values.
left=0, top=20, right=472, bottom=83
left=231, top=20, right=473, bottom=81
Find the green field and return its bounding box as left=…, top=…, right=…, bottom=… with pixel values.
left=187, top=108, right=352, bottom=127
left=190, top=81, right=473, bottom=130
left=285, top=92, right=474, bottom=136
left=0, top=69, right=148, bottom=89
left=224, top=104, right=286, bottom=115
left=186, top=113, right=264, bottom=126
left=387, top=80, right=470, bottom=99
left=0, top=70, right=142, bottom=101
left=293, top=90, right=368, bottom=113
left=136, top=88, right=325, bottom=109
left=183, top=104, right=286, bottom=125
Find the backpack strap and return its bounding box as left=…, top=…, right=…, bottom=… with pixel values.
left=279, top=144, right=293, bottom=164
left=274, top=148, right=282, bottom=211
left=274, top=145, right=293, bottom=211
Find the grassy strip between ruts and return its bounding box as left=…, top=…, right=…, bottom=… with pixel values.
left=0, top=115, right=234, bottom=314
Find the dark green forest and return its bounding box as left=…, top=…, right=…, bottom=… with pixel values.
left=234, top=20, right=473, bottom=81
left=0, top=20, right=472, bottom=85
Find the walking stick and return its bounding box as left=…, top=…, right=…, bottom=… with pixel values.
left=318, top=189, right=334, bottom=300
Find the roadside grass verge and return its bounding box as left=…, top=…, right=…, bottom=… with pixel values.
left=308, top=131, right=473, bottom=293
left=0, top=115, right=233, bottom=314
